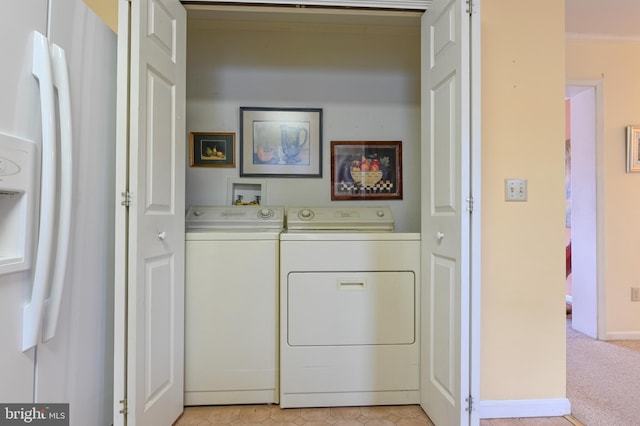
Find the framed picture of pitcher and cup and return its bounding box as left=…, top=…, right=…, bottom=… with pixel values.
left=239, top=107, right=323, bottom=177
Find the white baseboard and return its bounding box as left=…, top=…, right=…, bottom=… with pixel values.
left=478, top=398, right=571, bottom=419
left=605, top=331, right=640, bottom=340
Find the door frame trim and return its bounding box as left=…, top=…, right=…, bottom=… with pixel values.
left=113, top=1, right=132, bottom=425
left=183, top=0, right=432, bottom=9
left=469, top=2, right=481, bottom=424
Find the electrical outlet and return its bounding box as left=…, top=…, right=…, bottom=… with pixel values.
left=631, top=287, right=640, bottom=302
left=505, top=179, right=527, bottom=202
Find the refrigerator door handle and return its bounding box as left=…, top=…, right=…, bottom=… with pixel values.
left=42, top=43, right=73, bottom=343
left=23, top=31, right=58, bottom=352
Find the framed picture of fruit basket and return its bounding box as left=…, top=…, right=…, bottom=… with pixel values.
left=190, top=132, right=235, bottom=167
left=330, top=141, right=402, bottom=201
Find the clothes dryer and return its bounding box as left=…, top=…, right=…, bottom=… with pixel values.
left=184, top=205, right=283, bottom=405
left=280, top=206, right=420, bottom=408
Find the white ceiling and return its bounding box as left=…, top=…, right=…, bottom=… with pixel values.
left=565, top=0, right=640, bottom=41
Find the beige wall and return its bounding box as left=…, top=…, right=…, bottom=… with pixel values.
left=84, top=0, right=118, bottom=33
left=480, top=0, right=567, bottom=400
left=566, top=40, right=640, bottom=337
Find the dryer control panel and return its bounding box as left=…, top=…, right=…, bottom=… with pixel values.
left=286, top=206, right=394, bottom=231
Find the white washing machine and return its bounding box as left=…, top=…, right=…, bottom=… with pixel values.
left=280, top=206, right=421, bottom=408
left=184, top=205, right=284, bottom=406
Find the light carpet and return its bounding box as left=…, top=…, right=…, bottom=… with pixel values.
left=567, top=320, right=640, bottom=425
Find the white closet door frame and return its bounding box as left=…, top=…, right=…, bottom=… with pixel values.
left=185, top=0, right=432, bottom=10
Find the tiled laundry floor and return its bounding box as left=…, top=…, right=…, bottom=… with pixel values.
left=174, top=404, right=434, bottom=425
left=174, top=405, right=579, bottom=425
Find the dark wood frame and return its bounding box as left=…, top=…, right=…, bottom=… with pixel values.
left=189, top=132, right=235, bottom=168
left=330, top=141, right=402, bottom=201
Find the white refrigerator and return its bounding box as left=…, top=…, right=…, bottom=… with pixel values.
left=0, top=0, right=116, bottom=424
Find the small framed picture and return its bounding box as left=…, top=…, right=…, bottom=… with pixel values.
left=331, top=141, right=402, bottom=201
left=626, top=125, right=640, bottom=172
left=190, top=132, right=235, bottom=168
left=240, top=107, right=322, bottom=177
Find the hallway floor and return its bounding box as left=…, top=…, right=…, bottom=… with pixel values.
left=174, top=404, right=581, bottom=425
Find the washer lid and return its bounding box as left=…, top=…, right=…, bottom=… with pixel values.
left=286, top=206, right=394, bottom=231
left=186, top=205, right=284, bottom=229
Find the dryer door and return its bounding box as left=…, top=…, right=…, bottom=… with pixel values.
left=288, top=271, right=415, bottom=346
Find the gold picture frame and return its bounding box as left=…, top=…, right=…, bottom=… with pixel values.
left=627, top=125, right=640, bottom=172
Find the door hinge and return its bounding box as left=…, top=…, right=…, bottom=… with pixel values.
left=119, top=399, right=128, bottom=415
left=466, top=197, right=474, bottom=213
left=466, top=0, right=475, bottom=15
left=465, top=395, right=474, bottom=412
left=121, top=191, right=132, bottom=207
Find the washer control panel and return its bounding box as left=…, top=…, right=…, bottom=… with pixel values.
left=186, top=205, right=284, bottom=229
left=286, top=206, right=394, bottom=231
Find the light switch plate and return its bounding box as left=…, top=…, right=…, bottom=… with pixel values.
left=505, top=179, right=527, bottom=201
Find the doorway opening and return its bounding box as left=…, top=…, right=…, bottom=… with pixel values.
left=564, top=81, right=603, bottom=339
